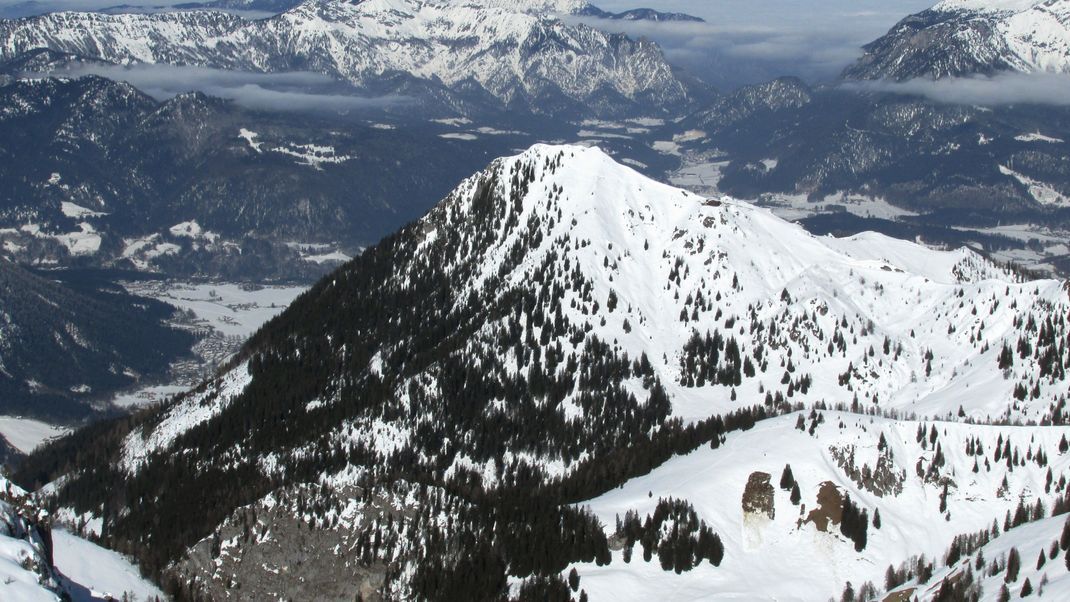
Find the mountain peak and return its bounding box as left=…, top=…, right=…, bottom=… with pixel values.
left=29, top=143, right=1070, bottom=601
left=423, top=143, right=1035, bottom=363
left=844, top=0, right=1070, bottom=79
left=932, top=0, right=1049, bottom=14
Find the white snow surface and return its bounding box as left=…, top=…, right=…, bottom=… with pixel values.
left=1015, top=130, right=1066, bottom=143
left=122, top=281, right=306, bottom=338
left=59, top=202, right=106, bottom=219
left=0, top=417, right=68, bottom=454
left=52, top=530, right=165, bottom=602
left=0, top=477, right=60, bottom=602
left=932, top=0, right=1070, bottom=74
left=1, top=478, right=160, bottom=601
left=574, top=411, right=1070, bottom=601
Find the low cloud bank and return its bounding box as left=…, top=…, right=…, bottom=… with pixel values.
left=41, top=63, right=408, bottom=112
left=843, top=72, right=1070, bottom=106
left=567, top=1, right=934, bottom=88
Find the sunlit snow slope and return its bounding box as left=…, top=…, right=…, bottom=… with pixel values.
left=48, top=144, right=1070, bottom=600
left=575, top=411, right=1070, bottom=600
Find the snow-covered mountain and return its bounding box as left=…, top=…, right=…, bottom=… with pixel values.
left=844, top=0, right=1070, bottom=80
left=20, top=143, right=1070, bottom=600
left=0, top=0, right=696, bottom=117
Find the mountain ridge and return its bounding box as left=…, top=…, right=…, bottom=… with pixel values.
left=20, top=144, right=1070, bottom=600
left=843, top=0, right=1070, bottom=80
left=0, top=0, right=698, bottom=117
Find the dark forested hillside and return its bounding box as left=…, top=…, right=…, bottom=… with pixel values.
left=0, top=260, right=195, bottom=422
left=0, top=74, right=513, bottom=279
left=679, top=78, right=1070, bottom=220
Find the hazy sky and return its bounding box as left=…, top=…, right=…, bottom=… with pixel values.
left=581, top=0, right=939, bottom=87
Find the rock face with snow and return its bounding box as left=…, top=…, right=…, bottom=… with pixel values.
left=844, top=0, right=1070, bottom=80
left=0, top=477, right=61, bottom=602
left=574, top=4, right=704, bottom=22
left=0, top=0, right=695, bottom=117
left=22, top=144, right=1070, bottom=600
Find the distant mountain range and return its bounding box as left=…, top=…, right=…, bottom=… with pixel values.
left=0, top=0, right=706, bottom=118
left=4, top=2, right=1070, bottom=601
left=3, top=0, right=1066, bottom=281
left=0, top=72, right=522, bottom=279
left=670, top=76, right=1070, bottom=269
left=176, top=0, right=705, bottom=22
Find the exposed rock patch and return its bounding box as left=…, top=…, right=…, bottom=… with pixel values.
left=741, top=471, right=775, bottom=520
left=800, top=481, right=842, bottom=532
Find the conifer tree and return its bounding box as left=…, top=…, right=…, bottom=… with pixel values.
left=1020, top=577, right=1032, bottom=596
left=780, top=465, right=795, bottom=491
left=1006, top=547, right=1021, bottom=582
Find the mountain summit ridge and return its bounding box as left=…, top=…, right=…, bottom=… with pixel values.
left=844, top=0, right=1070, bottom=80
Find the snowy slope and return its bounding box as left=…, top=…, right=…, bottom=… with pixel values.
left=0, top=0, right=691, bottom=115
left=844, top=0, right=1070, bottom=79
left=910, top=513, right=1070, bottom=600
left=1, top=477, right=163, bottom=602
left=0, top=417, right=67, bottom=454
left=52, top=530, right=165, bottom=602
left=0, top=478, right=62, bottom=602
left=572, top=411, right=1070, bottom=601
left=425, top=144, right=1064, bottom=422
left=116, top=143, right=1070, bottom=484
left=44, top=143, right=1070, bottom=599
left=120, top=361, right=252, bottom=472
